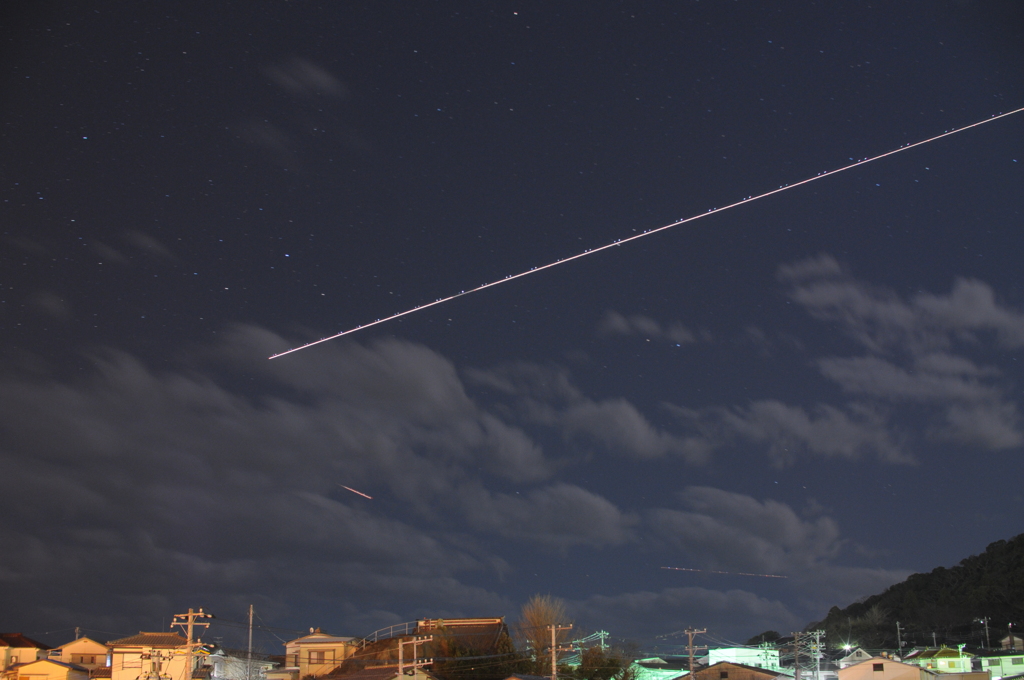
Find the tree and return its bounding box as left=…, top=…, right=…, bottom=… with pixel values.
left=517, top=595, right=571, bottom=675
left=745, top=631, right=781, bottom=646
left=572, top=645, right=637, bottom=680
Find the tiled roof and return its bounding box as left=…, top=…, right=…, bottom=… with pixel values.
left=0, top=633, right=51, bottom=649
left=326, top=666, right=440, bottom=680
left=9, top=659, right=88, bottom=671
left=108, top=632, right=188, bottom=647
left=56, top=637, right=109, bottom=649
left=91, top=668, right=113, bottom=678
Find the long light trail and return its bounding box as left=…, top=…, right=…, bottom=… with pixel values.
left=661, top=566, right=787, bottom=579
left=270, top=106, right=1024, bottom=359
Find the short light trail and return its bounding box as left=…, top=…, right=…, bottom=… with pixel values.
left=339, top=484, right=373, bottom=499
left=661, top=566, right=787, bottom=579
left=270, top=106, right=1024, bottom=359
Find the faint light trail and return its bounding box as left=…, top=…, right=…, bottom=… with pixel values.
left=339, top=484, right=373, bottom=499
left=661, top=566, right=787, bottom=579
left=270, top=106, right=1024, bottom=359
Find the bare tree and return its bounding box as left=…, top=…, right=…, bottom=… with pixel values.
left=517, top=595, right=571, bottom=675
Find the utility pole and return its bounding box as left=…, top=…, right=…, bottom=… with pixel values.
left=398, top=636, right=433, bottom=677
left=684, top=629, right=707, bottom=675
left=247, top=605, right=254, bottom=680
left=548, top=624, right=573, bottom=680
left=792, top=632, right=801, bottom=680
left=172, top=608, right=213, bottom=680
left=979, top=618, right=990, bottom=649
left=932, top=632, right=937, bottom=648
left=75, top=627, right=81, bottom=640
left=896, top=622, right=903, bottom=656
left=807, top=631, right=825, bottom=680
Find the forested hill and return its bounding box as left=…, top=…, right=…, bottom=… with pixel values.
left=808, top=534, right=1024, bottom=648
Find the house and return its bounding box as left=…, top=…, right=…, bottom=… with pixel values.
left=629, top=657, right=691, bottom=680
left=1, top=634, right=51, bottom=671
left=206, top=649, right=275, bottom=680
left=709, top=649, right=784, bottom=673
left=281, top=630, right=356, bottom=679
left=690, top=661, right=789, bottom=680
left=1001, top=639, right=1023, bottom=654
left=975, top=651, right=1024, bottom=679
left=332, top=668, right=438, bottom=680
left=839, top=650, right=875, bottom=670
left=48, top=639, right=110, bottom=670
left=2, top=659, right=89, bottom=680
left=107, top=632, right=201, bottom=680
left=903, top=649, right=973, bottom=674
left=838, top=657, right=940, bottom=680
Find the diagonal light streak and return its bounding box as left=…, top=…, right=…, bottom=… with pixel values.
left=661, top=566, right=787, bottom=579
left=271, top=106, right=1024, bottom=359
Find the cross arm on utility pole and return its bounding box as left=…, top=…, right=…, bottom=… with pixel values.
left=398, top=636, right=433, bottom=677
left=172, top=608, right=214, bottom=680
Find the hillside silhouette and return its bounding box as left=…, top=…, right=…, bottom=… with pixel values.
left=808, top=533, right=1024, bottom=649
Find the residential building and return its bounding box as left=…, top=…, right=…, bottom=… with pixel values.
left=839, top=650, right=875, bottom=669
left=48, top=639, right=110, bottom=670
left=630, top=657, right=691, bottom=680
left=690, top=661, right=788, bottom=680
left=282, top=630, right=356, bottom=679
left=709, top=648, right=784, bottom=673
left=207, top=649, right=275, bottom=680
left=338, top=668, right=438, bottom=680
left=107, top=632, right=202, bottom=680
left=2, top=659, right=89, bottom=680
left=838, top=657, right=940, bottom=680
left=1, top=635, right=50, bottom=672
left=903, top=649, right=973, bottom=673
left=975, top=651, right=1024, bottom=679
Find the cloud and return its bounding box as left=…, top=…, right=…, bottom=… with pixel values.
left=784, top=263, right=1024, bottom=355
left=265, top=58, right=348, bottom=99
left=569, top=587, right=799, bottom=642
left=125, top=230, right=175, bottom=260
left=644, top=487, right=909, bottom=618
left=0, top=327, right=656, bottom=633
left=776, top=253, right=845, bottom=282
left=780, top=255, right=1024, bottom=451
left=459, top=483, right=637, bottom=549
left=562, top=398, right=711, bottom=462
left=467, top=362, right=709, bottom=462
left=649, top=487, right=843, bottom=575
left=816, top=355, right=999, bottom=402
left=28, top=290, right=71, bottom=321
left=667, top=400, right=908, bottom=466
left=599, top=310, right=699, bottom=344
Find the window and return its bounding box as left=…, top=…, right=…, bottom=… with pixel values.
left=873, top=664, right=884, bottom=672
left=1012, top=658, right=1023, bottom=665
left=309, top=651, right=325, bottom=664
left=990, top=660, right=1001, bottom=666
left=948, top=661, right=958, bottom=668
left=720, top=672, right=728, bottom=679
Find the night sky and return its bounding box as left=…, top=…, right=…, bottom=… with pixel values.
left=3, top=1, right=1024, bottom=650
